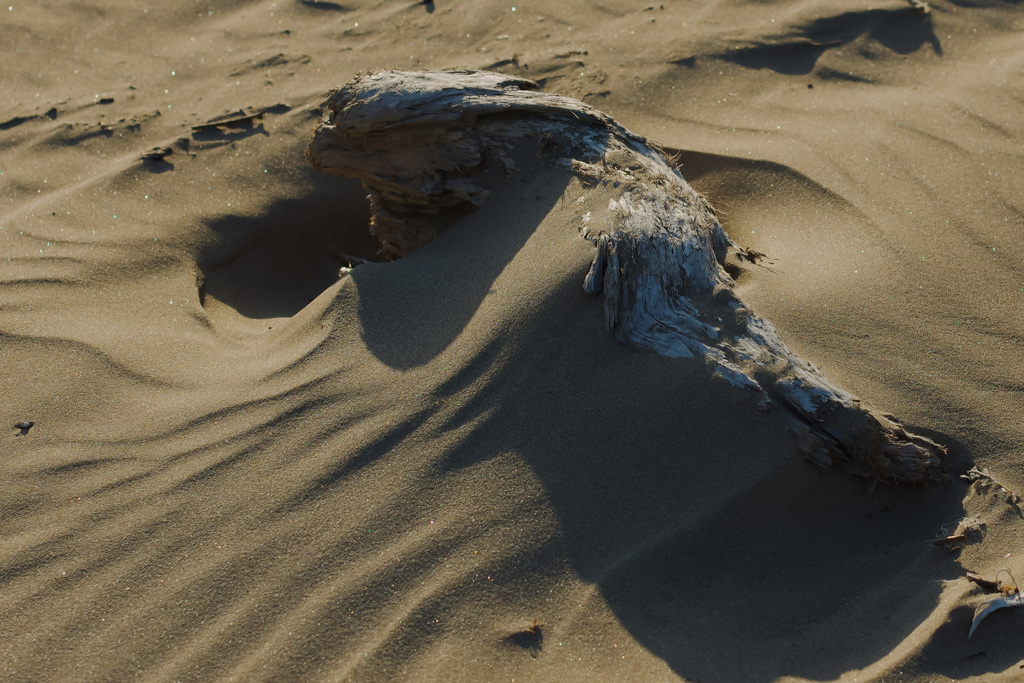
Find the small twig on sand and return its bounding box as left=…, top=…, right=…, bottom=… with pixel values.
left=931, top=516, right=984, bottom=549
left=191, top=104, right=290, bottom=132
left=933, top=534, right=967, bottom=547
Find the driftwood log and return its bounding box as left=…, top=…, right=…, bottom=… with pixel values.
left=306, top=70, right=947, bottom=486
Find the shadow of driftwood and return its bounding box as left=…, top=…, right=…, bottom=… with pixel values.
left=481, top=298, right=962, bottom=680
left=348, top=159, right=575, bottom=370
left=197, top=169, right=376, bottom=320
left=420, top=268, right=965, bottom=682
left=910, top=602, right=1024, bottom=679
left=345, top=144, right=964, bottom=680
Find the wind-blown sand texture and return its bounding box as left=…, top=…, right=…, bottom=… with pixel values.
left=3, top=1, right=1024, bottom=681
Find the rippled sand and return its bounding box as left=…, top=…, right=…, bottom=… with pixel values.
left=2, top=1, right=1023, bottom=680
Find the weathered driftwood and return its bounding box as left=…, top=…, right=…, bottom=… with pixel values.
left=306, top=69, right=947, bottom=486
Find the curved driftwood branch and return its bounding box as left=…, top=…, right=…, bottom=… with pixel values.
left=306, top=69, right=947, bottom=486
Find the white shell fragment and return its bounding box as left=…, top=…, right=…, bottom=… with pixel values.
left=969, top=591, right=1024, bottom=640
left=306, top=69, right=947, bottom=486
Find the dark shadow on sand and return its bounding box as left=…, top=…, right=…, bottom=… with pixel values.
left=296, top=0, right=349, bottom=11
left=348, top=145, right=578, bottom=370
left=721, top=8, right=942, bottom=75
left=191, top=122, right=271, bottom=145
left=342, top=146, right=965, bottom=680
left=197, top=169, right=376, bottom=320
left=427, top=271, right=966, bottom=682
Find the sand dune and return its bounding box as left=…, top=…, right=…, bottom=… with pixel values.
left=3, top=1, right=1024, bottom=681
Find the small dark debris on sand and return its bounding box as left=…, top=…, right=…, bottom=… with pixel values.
left=296, top=0, right=348, bottom=11
left=142, top=147, right=174, bottom=162
left=191, top=104, right=291, bottom=132
left=506, top=620, right=543, bottom=658
left=0, top=107, right=58, bottom=130
left=908, top=0, right=931, bottom=16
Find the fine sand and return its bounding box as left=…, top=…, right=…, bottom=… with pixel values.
left=3, top=1, right=1023, bottom=681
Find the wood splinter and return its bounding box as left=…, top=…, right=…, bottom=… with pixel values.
left=305, top=69, right=947, bottom=486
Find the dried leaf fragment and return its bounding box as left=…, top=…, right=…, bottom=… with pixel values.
left=967, top=572, right=1001, bottom=593
left=735, top=246, right=776, bottom=269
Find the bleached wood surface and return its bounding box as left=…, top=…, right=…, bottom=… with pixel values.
left=306, top=69, right=947, bottom=486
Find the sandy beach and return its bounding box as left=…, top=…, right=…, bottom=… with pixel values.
left=3, top=1, right=1024, bottom=680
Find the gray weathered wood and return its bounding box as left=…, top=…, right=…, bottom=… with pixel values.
left=306, top=69, right=947, bottom=486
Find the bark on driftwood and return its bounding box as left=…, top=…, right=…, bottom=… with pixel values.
left=306, top=69, right=947, bottom=487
